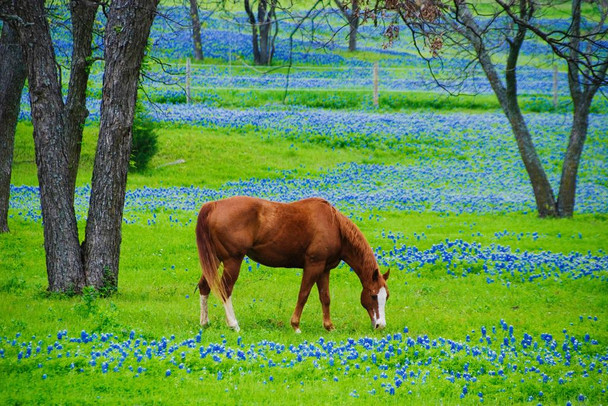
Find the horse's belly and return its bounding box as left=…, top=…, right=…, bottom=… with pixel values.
left=246, top=249, right=305, bottom=269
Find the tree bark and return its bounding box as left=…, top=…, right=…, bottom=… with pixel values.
left=0, top=23, right=26, bottom=233
left=64, top=0, right=99, bottom=202
left=245, top=0, right=276, bottom=65
left=189, top=0, right=204, bottom=60
left=557, top=98, right=591, bottom=217
left=258, top=0, right=271, bottom=64
left=335, top=0, right=359, bottom=51
left=347, top=4, right=359, bottom=52
left=452, top=2, right=558, bottom=217
left=83, top=0, right=159, bottom=291
left=14, top=0, right=85, bottom=291
left=244, top=0, right=262, bottom=64
left=556, top=0, right=608, bottom=216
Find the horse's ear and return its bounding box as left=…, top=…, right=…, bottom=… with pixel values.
left=383, top=269, right=390, bottom=281
left=372, top=269, right=379, bottom=281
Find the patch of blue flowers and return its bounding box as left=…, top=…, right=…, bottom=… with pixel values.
left=2, top=322, right=606, bottom=402
left=375, top=237, right=608, bottom=284
left=43, top=6, right=583, bottom=97
left=9, top=152, right=608, bottom=224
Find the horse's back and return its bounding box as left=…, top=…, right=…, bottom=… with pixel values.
left=206, top=196, right=333, bottom=228
left=202, top=196, right=341, bottom=268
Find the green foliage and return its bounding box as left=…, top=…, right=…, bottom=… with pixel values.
left=73, top=286, right=121, bottom=331
left=0, top=276, right=26, bottom=293
left=74, top=286, right=100, bottom=317
left=130, top=104, right=159, bottom=172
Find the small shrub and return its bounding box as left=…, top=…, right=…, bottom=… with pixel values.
left=74, top=286, right=99, bottom=317
left=130, top=104, right=158, bottom=171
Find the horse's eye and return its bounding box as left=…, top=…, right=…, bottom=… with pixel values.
left=371, top=295, right=378, bottom=301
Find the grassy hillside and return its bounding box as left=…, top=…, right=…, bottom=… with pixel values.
left=2, top=2, right=607, bottom=403
left=2, top=120, right=607, bottom=404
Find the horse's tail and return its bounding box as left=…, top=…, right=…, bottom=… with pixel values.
left=195, top=202, right=227, bottom=300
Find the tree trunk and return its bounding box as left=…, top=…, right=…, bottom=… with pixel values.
left=557, top=99, right=590, bottom=217
left=259, top=17, right=271, bottom=64
left=64, top=0, right=99, bottom=201
left=453, top=2, right=558, bottom=217
left=258, top=0, right=269, bottom=64
left=244, top=0, right=262, bottom=64
left=502, top=12, right=558, bottom=217
left=189, top=0, right=204, bottom=60
left=504, top=107, right=558, bottom=217
left=555, top=0, right=607, bottom=217
left=14, top=0, right=85, bottom=292
left=335, top=0, right=359, bottom=51
left=245, top=0, right=276, bottom=65
left=83, top=0, right=159, bottom=291
left=348, top=10, right=359, bottom=52
left=0, top=23, right=26, bottom=233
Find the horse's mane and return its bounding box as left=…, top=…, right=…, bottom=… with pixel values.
left=332, top=207, right=377, bottom=277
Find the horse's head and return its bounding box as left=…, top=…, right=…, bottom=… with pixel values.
left=360, top=269, right=390, bottom=330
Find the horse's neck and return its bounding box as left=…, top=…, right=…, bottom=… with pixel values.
left=341, top=227, right=377, bottom=284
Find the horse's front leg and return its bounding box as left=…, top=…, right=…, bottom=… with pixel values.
left=316, top=270, right=334, bottom=331
left=291, top=262, right=324, bottom=333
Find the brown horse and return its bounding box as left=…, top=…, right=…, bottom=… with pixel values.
left=195, top=196, right=389, bottom=332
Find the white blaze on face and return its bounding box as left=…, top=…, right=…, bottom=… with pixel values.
left=374, top=287, right=387, bottom=329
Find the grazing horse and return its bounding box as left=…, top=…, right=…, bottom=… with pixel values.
left=195, top=196, right=389, bottom=332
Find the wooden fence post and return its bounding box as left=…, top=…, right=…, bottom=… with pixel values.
left=186, top=57, right=191, bottom=104
left=553, top=64, right=558, bottom=110
left=373, top=62, right=379, bottom=108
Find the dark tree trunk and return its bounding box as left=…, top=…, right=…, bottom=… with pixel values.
left=348, top=8, right=359, bottom=52
left=244, top=0, right=276, bottom=65
left=502, top=12, right=558, bottom=217
left=244, top=0, right=262, bottom=64
left=0, top=23, right=26, bottom=233
left=453, top=2, right=558, bottom=217
left=258, top=0, right=271, bottom=64
left=189, top=0, right=204, bottom=60
left=82, top=0, right=159, bottom=291
left=65, top=0, right=99, bottom=201
left=14, top=0, right=85, bottom=291
left=557, top=98, right=591, bottom=217
left=555, top=0, right=607, bottom=217
left=335, top=0, right=359, bottom=51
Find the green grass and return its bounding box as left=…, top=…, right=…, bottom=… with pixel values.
left=11, top=122, right=402, bottom=189
left=1, top=210, right=607, bottom=403
left=2, top=115, right=608, bottom=403
left=6, top=1, right=607, bottom=402
left=138, top=84, right=608, bottom=114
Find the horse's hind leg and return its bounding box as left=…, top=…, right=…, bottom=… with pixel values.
left=220, top=257, right=243, bottom=332
left=198, top=277, right=211, bottom=327
left=316, top=270, right=334, bottom=331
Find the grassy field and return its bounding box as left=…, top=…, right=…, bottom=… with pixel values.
left=2, top=2, right=608, bottom=404
left=2, top=118, right=608, bottom=404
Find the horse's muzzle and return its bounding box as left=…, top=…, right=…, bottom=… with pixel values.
left=373, top=320, right=386, bottom=330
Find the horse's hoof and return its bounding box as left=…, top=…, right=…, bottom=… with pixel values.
left=230, top=324, right=241, bottom=333
left=324, top=324, right=335, bottom=332
left=294, top=328, right=302, bottom=334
